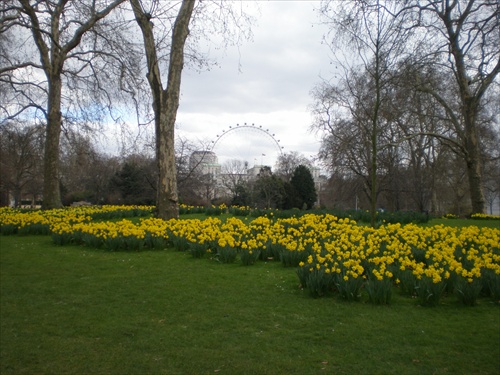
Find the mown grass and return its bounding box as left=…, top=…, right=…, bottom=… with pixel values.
left=1, top=235, right=499, bottom=375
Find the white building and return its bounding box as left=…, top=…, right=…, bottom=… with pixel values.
left=189, top=151, right=221, bottom=176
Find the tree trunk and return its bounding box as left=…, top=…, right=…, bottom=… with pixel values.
left=370, top=126, right=377, bottom=227
left=42, top=74, right=63, bottom=209
left=156, top=101, right=179, bottom=220
left=155, top=0, right=194, bottom=220
left=131, top=0, right=194, bottom=220
left=441, top=3, right=488, bottom=214
left=370, top=49, right=382, bottom=228
left=463, top=103, right=485, bottom=214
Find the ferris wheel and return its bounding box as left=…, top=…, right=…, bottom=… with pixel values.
left=209, top=123, right=284, bottom=165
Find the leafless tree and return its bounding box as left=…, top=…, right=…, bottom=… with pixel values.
left=59, top=131, right=122, bottom=205
left=1, top=0, right=134, bottom=209
left=399, top=0, right=499, bottom=214
left=0, top=122, right=44, bottom=207
left=129, top=0, right=194, bottom=219
left=275, top=151, right=311, bottom=183
left=317, top=0, right=413, bottom=225
left=176, top=136, right=215, bottom=205
left=129, top=0, right=253, bottom=219
left=220, top=159, right=248, bottom=199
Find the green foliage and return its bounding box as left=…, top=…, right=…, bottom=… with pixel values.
left=17, top=223, right=50, bottom=235
left=253, top=173, right=285, bottom=209
left=216, top=245, right=238, bottom=263
left=111, top=162, right=155, bottom=205
left=89, top=206, right=152, bottom=220
left=299, top=267, right=335, bottom=298
left=482, top=268, right=500, bottom=301
left=204, top=204, right=227, bottom=216
left=188, top=242, right=207, bottom=258
left=396, top=269, right=418, bottom=296
left=228, top=205, right=251, bottom=216
left=454, top=277, right=483, bottom=306
left=470, top=213, right=500, bottom=220
left=289, top=165, right=317, bottom=209
left=179, top=205, right=205, bottom=215
left=365, top=278, right=393, bottom=305
left=415, top=276, right=447, bottom=307
left=239, top=248, right=260, bottom=266
left=230, top=184, right=251, bottom=207
left=279, top=248, right=309, bottom=267
left=282, top=181, right=301, bottom=209
left=0, top=224, right=18, bottom=235
left=335, top=273, right=364, bottom=301
left=143, top=233, right=168, bottom=250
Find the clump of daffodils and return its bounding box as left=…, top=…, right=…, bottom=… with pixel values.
left=1, top=206, right=498, bottom=304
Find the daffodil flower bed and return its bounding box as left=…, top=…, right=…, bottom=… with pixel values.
left=1, top=206, right=498, bottom=306
left=471, top=213, right=500, bottom=220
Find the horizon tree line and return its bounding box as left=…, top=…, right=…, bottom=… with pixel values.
left=1, top=0, right=498, bottom=221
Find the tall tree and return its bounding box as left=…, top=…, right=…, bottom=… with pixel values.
left=290, top=165, right=318, bottom=210
left=129, top=0, right=252, bottom=219
left=130, top=0, right=195, bottom=220
left=254, top=169, right=285, bottom=209
left=402, top=0, right=499, bottom=213
left=59, top=132, right=121, bottom=205
left=317, top=0, right=412, bottom=225
left=2, top=0, right=129, bottom=209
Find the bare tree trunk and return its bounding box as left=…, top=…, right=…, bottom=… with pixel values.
left=463, top=106, right=485, bottom=214
left=370, top=43, right=382, bottom=228
left=157, top=0, right=194, bottom=220
left=452, top=36, right=487, bottom=214
left=42, top=73, right=63, bottom=209
left=131, top=0, right=195, bottom=220
left=370, top=121, right=378, bottom=227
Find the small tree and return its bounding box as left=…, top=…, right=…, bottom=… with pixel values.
left=275, top=151, right=311, bottom=183
left=253, top=168, right=285, bottom=209
left=0, top=123, right=44, bottom=207
left=111, top=156, right=156, bottom=205
left=290, top=165, right=317, bottom=210
left=231, top=184, right=251, bottom=207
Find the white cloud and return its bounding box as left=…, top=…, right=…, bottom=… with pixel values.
left=177, top=1, right=332, bottom=168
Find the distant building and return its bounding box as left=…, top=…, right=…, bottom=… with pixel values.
left=188, top=150, right=327, bottom=206
left=246, top=165, right=271, bottom=177
left=189, top=151, right=221, bottom=176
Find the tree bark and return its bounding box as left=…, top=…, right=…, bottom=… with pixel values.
left=463, top=101, right=485, bottom=214
left=131, top=0, right=195, bottom=220
left=445, top=9, right=487, bottom=214
left=42, top=72, right=63, bottom=209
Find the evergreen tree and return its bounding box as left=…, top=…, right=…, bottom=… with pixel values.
left=231, top=184, right=251, bottom=207
left=111, top=161, right=156, bottom=205
left=282, top=182, right=301, bottom=210
left=290, top=165, right=317, bottom=209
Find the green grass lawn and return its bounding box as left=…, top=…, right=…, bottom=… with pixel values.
left=1, top=235, right=499, bottom=375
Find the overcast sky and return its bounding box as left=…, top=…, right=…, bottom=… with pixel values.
left=175, top=1, right=334, bottom=168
